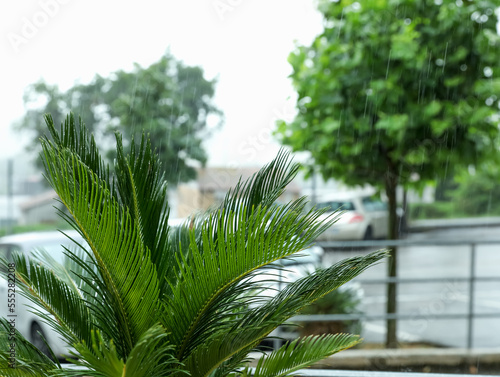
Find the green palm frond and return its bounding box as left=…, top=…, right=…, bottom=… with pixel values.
left=64, top=325, right=180, bottom=377
left=10, top=252, right=94, bottom=348
left=167, top=219, right=193, bottom=259
left=0, top=318, right=59, bottom=376
left=118, top=324, right=180, bottom=377
left=68, top=330, right=125, bottom=377
left=164, top=197, right=336, bottom=361
left=180, top=250, right=386, bottom=375
left=113, top=133, right=173, bottom=295
left=45, top=114, right=174, bottom=296
left=44, top=113, right=110, bottom=189
left=276, top=249, right=387, bottom=306
left=181, top=328, right=263, bottom=377
left=32, top=247, right=87, bottom=299
left=206, top=150, right=303, bottom=242
left=41, top=141, right=160, bottom=357
left=252, top=250, right=387, bottom=328
left=252, top=334, right=361, bottom=377
left=224, top=149, right=299, bottom=212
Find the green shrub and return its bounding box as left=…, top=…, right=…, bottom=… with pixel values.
left=408, top=201, right=456, bottom=220
left=299, top=285, right=363, bottom=336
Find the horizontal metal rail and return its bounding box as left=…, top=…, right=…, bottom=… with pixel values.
left=356, top=276, right=499, bottom=284
left=290, top=239, right=500, bottom=349
left=316, top=239, right=500, bottom=248
left=289, top=312, right=500, bottom=322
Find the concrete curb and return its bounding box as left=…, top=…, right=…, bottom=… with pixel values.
left=314, top=348, right=500, bottom=369
left=249, top=348, right=500, bottom=372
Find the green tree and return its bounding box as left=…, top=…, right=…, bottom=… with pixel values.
left=0, top=115, right=385, bottom=376
left=276, top=0, right=500, bottom=347
left=16, top=53, right=222, bottom=184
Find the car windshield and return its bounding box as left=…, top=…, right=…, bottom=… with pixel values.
left=317, top=201, right=355, bottom=212
left=362, top=197, right=387, bottom=212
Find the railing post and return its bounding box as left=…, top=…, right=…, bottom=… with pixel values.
left=467, top=243, right=476, bottom=349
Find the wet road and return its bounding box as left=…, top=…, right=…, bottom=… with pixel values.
left=322, top=226, right=500, bottom=348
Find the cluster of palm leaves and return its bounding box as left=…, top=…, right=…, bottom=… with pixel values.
left=0, top=114, right=386, bottom=376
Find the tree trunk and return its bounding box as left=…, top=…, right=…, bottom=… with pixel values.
left=385, top=170, right=399, bottom=348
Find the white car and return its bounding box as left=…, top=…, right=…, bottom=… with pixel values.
left=252, top=245, right=325, bottom=293
left=0, top=230, right=83, bottom=359
left=315, top=191, right=389, bottom=241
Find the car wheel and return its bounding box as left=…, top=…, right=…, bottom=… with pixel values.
left=30, top=322, right=51, bottom=357
left=363, top=226, right=373, bottom=240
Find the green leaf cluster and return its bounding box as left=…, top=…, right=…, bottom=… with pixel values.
left=0, top=114, right=386, bottom=376
left=15, top=53, right=222, bottom=185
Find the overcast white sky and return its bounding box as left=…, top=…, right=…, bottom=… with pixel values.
left=0, top=0, right=323, bottom=167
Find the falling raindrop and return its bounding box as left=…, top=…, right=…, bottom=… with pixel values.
left=471, top=11, right=480, bottom=21
left=351, top=2, right=361, bottom=11
left=485, top=8, right=493, bottom=16
left=434, top=0, right=443, bottom=5
left=460, top=64, right=468, bottom=71
left=485, top=97, right=494, bottom=106
left=386, top=50, right=392, bottom=79
left=455, top=0, right=463, bottom=6
left=435, top=58, right=445, bottom=67
left=404, top=18, right=411, bottom=25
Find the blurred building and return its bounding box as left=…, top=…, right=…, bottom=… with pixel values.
left=170, top=167, right=302, bottom=218
left=18, top=190, right=64, bottom=225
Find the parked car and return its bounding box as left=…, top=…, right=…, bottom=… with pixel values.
left=315, top=191, right=389, bottom=241
left=0, top=230, right=83, bottom=359
left=252, top=244, right=325, bottom=293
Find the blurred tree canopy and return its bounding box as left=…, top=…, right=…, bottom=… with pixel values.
left=276, top=0, right=500, bottom=347
left=16, top=53, right=222, bottom=184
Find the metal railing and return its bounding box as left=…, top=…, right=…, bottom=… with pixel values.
left=285, top=239, right=500, bottom=349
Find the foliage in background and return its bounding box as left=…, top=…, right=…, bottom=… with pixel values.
left=408, top=201, right=456, bottom=220
left=0, top=115, right=386, bottom=376
left=275, top=0, right=500, bottom=347
left=15, top=53, right=222, bottom=184
left=411, top=163, right=500, bottom=220
left=448, top=164, right=500, bottom=216
left=299, top=285, right=363, bottom=336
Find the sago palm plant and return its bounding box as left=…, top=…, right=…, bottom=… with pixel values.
left=0, top=114, right=386, bottom=377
